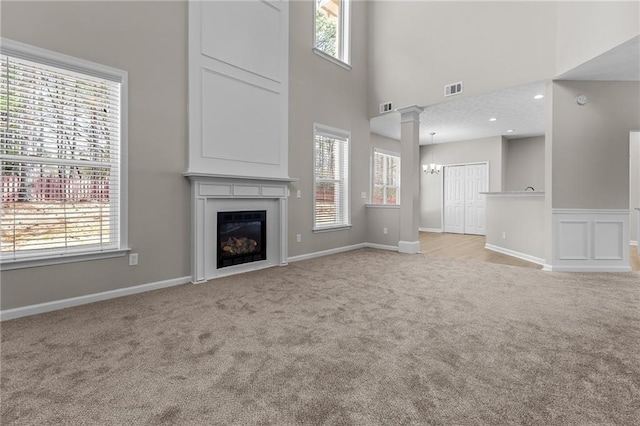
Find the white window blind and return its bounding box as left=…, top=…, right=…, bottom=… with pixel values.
left=1, top=42, right=125, bottom=263
left=314, top=125, right=349, bottom=230
left=372, top=148, right=400, bottom=205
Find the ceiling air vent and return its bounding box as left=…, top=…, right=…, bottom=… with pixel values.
left=444, top=81, right=463, bottom=97
left=379, top=102, right=393, bottom=114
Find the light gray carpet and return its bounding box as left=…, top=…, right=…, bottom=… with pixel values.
left=1, top=249, right=639, bottom=425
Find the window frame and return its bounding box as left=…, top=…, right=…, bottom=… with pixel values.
left=0, top=38, right=129, bottom=271
left=371, top=147, right=401, bottom=206
left=313, top=123, right=351, bottom=232
left=312, top=0, right=352, bottom=70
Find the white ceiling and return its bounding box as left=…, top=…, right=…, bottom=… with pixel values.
left=370, top=36, right=640, bottom=146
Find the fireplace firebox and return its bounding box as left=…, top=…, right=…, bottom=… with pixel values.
left=217, top=210, right=267, bottom=269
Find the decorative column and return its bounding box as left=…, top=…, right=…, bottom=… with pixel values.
left=397, top=106, right=423, bottom=254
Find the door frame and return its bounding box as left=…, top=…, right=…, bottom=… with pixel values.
left=441, top=161, right=490, bottom=233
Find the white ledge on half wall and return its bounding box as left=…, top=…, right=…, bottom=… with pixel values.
left=183, top=172, right=298, bottom=183
left=481, top=191, right=545, bottom=197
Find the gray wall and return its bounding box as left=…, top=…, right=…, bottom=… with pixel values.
left=0, top=1, right=190, bottom=310
left=419, top=136, right=504, bottom=230
left=368, top=1, right=638, bottom=118
left=368, top=1, right=557, bottom=116
left=551, top=81, right=640, bottom=209
left=485, top=196, right=545, bottom=260
left=505, top=136, right=545, bottom=192
left=287, top=0, right=370, bottom=256
left=555, top=2, right=639, bottom=76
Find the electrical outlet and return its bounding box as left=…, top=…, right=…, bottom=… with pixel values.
left=129, top=253, right=139, bottom=266
left=296, top=190, right=301, bottom=198
left=361, top=192, right=367, bottom=199
left=502, top=231, right=507, bottom=239
left=296, top=234, right=301, bottom=243
left=383, top=227, right=388, bottom=235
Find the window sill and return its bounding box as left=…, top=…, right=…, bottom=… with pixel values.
left=365, top=204, right=400, bottom=209
left=312, top=48, right=352, bottom=70
left=1, top=248, right=130, bottom=271
left=313, top=224, right=352, bottom=233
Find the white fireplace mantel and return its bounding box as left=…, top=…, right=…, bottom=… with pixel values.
left=185, top=173, right=297, bottom=283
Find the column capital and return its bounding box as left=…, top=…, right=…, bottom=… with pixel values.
left=397, top=105, right=424, bottom=123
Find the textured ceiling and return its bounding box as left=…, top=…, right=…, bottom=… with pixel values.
left=370, top=81, right=547, bottom=145
left=371, top=36, right=639, bottom=145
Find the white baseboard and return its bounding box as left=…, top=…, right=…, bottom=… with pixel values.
left=0, top=276, right=191, bottom=322
left=419, top=227, right=442, bottom=233
left=365, top=243, right=399, bottom=251
left=287, top=242, right=400, bottom=264
left=542, top=265, right=632, bottom=272
left=398, top=240, right=420, bottom=254
left=288, top=243, right=367, bottom=263
left=485, top=243, right=545, bottom=266
left=631, top=240, right=638, bottom=246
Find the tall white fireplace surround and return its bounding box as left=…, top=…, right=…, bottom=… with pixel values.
left=185, top=173, right=296, bottom=283
left=186, top=1, right=292, bottom=282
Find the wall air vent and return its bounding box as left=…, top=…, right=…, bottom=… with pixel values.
left=444, top=82, right=463, bottom=97
left=379, top=102, right=393, bottom=114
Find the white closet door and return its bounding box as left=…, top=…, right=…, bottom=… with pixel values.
left=444, top=166, right=465, bottom=234
left=464, top=163, right=488, bottom=235
left=444, top=163, right=488, bottom=235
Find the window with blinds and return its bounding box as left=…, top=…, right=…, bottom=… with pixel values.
left=1, top=39, right=127, bottom=265
left=372, top=148, right=400, bottom=205
left=313, top=124, right=350, bottom=230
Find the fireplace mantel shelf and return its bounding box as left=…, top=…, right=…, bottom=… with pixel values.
left=184, top=172, right=298, bottom=183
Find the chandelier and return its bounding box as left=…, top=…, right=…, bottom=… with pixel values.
left=422, top=132, right=441, bottom=174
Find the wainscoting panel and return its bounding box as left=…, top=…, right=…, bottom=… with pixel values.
left=557, top=221, right=589, bottom=260
left=550, top=209, right=630, bottom=272
left=201, top=0, right=282, bottom=83
left=594, top=221, right=624, bottom=260
left=201, top=69, right=281, bottom=165
left=188, top=0, right=289, bottom=179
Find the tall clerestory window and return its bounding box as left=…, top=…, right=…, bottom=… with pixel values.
left=0, top=39, right=128, bottom=269
left=314, top=0, right=351, bottom=66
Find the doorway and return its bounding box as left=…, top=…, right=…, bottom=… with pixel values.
left=443, top=163, right=488, bottom=235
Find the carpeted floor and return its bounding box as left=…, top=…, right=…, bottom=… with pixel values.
left=1, top=249, right=639, bottom=425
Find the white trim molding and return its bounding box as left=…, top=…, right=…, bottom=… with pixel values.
left=485, top=244, right=545, bottom=266
left=288, top=242, right=398, bottom=263
left=398, top=240, right=421, bottom=254
left=365, top=243, right=399, bottom=252
left=419, top=227, right=442, bottom=233
left=548, top=209, right=631, bottom=272
left=1, top=276, right=191, bottom=322
left=288, top=243, right=367, bottom=263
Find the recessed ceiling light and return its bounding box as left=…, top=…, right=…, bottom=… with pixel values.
left=506, top=129, right=514, bottom=133
left=534, top=94, right=544, bottom=100
left=489, top=117, right=497, bottom=122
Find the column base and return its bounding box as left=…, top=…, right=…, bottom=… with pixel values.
left=398, top=240, right=420, bottom=254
